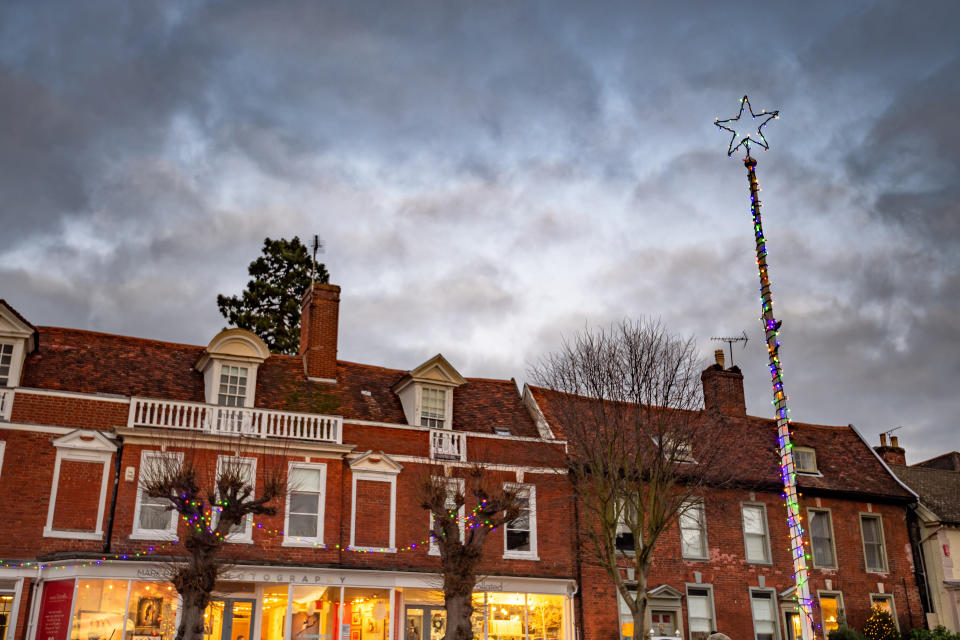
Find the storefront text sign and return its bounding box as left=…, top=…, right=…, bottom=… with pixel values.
left=220, top=571, right=348, bottom=584
left=35, top=580, right=75, bottom=640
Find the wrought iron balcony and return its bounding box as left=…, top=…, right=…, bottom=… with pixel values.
left=128, top=397, right=342, bottom=444
left=430, top=428, right=466, bottom=461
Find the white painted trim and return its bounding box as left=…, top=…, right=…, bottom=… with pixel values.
left=747, top=587, right=780, bottom=640
left=679, top=499, right=709, bottom=561
left=306, top=377, right=338, bottom=385
left=0, top=441, right=5, bottom=479
left=0, top=422, right=75, bottom=435
left=131, top=450, right=182, bottom=540
left=807, top=508, right=839, bottom=569
left=503, top=483, right=538, bottom=560
left=13, top=387, right=131, bottom=403
left=869, top=593, right=898, bottom=629
left=684, top=583, right=717, bottom=640
left=429, top=476, right=465, bottom=556
left=3, top=577, right=24, bottom=640
left=284, top=461, right=327, bottom=546
left=816, top=590, right=845, bottom=634
left=343, top=418, right=567, bottom=444
left=216, top=454, right=258, bottom=543
left=350, top=470, right=397, bottom=552
left=387, top=455, right=567, bottom=475
left=741, top=502, right=773, bottom=565
left=521, top=384, right=556, bottom=440
left=43, top=434, right=114, bottom=540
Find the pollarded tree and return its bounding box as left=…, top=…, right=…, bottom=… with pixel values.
left=141, top=442, right=285, bottom=640
left=217, top=236, right=330, bottom=354
left=529, top=319, right=748, bottom=640
left=420, top=466, right=524, bottom=640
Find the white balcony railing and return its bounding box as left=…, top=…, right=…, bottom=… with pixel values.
left=0, top=388, right=12, bottom=421
left=128, top=397, right=341, bottom=444
left=430, top=428, right=466, bottom=461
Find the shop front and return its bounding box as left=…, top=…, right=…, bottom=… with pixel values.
left=27, top=565, right=576, bottom=640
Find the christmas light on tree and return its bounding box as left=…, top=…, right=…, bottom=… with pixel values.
left=714, top=96, right=815, bottom=640
left=863, top=605, right=898, bottom=640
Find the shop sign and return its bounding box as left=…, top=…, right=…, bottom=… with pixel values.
left=35, top=580, right=75, bottom=640
left=475, top=582, right=503, bottom=591
left=220, top=571, right=347, bottom=584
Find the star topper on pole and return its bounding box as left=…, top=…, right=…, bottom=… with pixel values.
left=715, top=95, right=779, bottom=157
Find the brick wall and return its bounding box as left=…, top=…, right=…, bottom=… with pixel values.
left=10, top=393, right=127, bottom=430
left=353, top=479, right=392, bottom=548
left=579, top=487, right=923, bottom=640
left=51, top=459, right=102, bottom=531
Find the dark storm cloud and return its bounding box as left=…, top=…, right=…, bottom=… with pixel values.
left=3, top=0, right=960, bottom=461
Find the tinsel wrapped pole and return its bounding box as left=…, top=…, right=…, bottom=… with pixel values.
left=744, top=153, right=815, bottom=640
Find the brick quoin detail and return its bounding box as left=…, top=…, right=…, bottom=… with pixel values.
left=52, top=460, right=101, bottom=531
left=353, top=479, right=392, bottom=548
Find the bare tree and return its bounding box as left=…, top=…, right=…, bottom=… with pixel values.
left=529, top=319, right=744, bottom=640
left=141, top=439, right=286, bottom=640
left=419, top=465, right=524, bottom=640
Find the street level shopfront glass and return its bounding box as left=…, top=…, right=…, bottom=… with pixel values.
left=402, top=590, right=564, bottom=640
left=70, top=579, right=179, bottom=640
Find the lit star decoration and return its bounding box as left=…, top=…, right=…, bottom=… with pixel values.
left=715, top=95, right=779, bottom=157
left=714, top=96, right=815, bottom=640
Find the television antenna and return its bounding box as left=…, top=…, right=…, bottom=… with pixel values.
left=310, top=235, right=323, bottom=286
left=710, top=330, right=749, bottom=367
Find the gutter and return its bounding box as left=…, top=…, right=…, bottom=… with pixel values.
left=103, top=438, right=124, bottom=553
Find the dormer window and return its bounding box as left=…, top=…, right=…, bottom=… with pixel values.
left=420, top=387, right=446, bottom=428
left=794, top=447, right=818, bottom=474
left=392, top=354, right=466, bottom=430
left=0, top=301, right=38, bottom=389
left=218, top=365, right=249, bottom=407
left=195, top=329, right=270, bottom=408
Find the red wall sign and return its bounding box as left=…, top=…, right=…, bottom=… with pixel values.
left=35, top=580, right=75, bottom=640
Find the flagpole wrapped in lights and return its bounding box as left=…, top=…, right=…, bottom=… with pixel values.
left=715, top=96, right=815, bottom=640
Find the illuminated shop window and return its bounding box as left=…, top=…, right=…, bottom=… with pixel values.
left=818, top=593, right=844, bottom=634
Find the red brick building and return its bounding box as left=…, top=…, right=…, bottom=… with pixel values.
left=529, top=361, right=923, bottom=640
left=0, top=288, right=924, bottom=640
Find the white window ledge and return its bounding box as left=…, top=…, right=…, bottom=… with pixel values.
left=350, top=547, right=397, bottom=553
left=128, top=532, right=179, bottom=542
left=43, top=528, right=103, bottom=540
left=281, top=540, right=324, bottom=548
left=502, top=553, right=540, bottom=561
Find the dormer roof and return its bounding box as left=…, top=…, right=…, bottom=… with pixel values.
left=349, top=450, right=403, bottom=474
left=0, top=299, right=38, bottom=352
left=195, top=328, right=270, bottom=370
left=391, top=353, right=467, bottom=394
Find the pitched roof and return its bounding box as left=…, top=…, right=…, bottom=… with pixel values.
left=528, top=385, right=915, bottom=502
left=21, top=327, right=539, bottom=437
left=914, top=451, right=960, bottom=472
left=889, top=464, right=960, bottom=524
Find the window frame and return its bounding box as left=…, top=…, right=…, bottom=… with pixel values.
left=741, top=503, right=772, bottom=565
left=748, top=588, right=779, bottom=640
left=283, top=461, right=327, bottom=547
left=793, top=447, right=818, bottom=474
left=0, top=342, right=14, bottom=387
left=429, top=476, right=465, bottom=556
left=131, top=450, right=182, bottom=541
left=679, top=499, right=709, bottom=561
left=685, top=584, right=716, bottom=640
left=418, top=385, right=450, bottom=429
left=0, top=441, right=5, bottom=479
left=503, top=482, right=538, bottom=560
left=807, top=508, right=838, bottom=569
left=860, top=514, right=888, bottom=573
left=43, top=431, right=116, bottom=540
left=869, top=594, right=898, bottom=630
left=816, top=591, right=845, bottom=634
left=214, top=455, right=257, bottom=543
left=216, top=363, right=251, bottom=407
left=616, top=499, right=638, bottom=556
left=350, top=470, right=398, bottom=552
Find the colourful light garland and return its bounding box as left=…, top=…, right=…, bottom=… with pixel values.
left=716, top=96, right=815, bottom=640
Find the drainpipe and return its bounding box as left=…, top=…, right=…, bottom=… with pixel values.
left=24, top=566, right=42, bottom=640
left=103, top=439, right=124, bottom=553
left=572, top=485, right=586, bottom=640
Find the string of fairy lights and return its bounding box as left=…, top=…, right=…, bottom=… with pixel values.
left=715, top=96, right=816, bottom=640
left=0, top=501, right=501, bottom=570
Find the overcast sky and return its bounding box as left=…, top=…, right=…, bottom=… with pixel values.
left=2, top=1, right=958, bottom=463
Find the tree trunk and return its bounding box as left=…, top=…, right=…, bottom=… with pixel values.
left=443, top=589, right=475, bottom=640
left=631, top=597, right=647, bottom=640
left=176, top=585, right=212, bottom=640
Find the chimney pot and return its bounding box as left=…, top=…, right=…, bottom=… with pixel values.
left=714, top=349, right=725, bottom=369
left=891, top=435, right=899, bottom=448
left=880, top=433, right=887, bottom=446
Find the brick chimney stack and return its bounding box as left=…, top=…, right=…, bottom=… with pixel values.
left=300, top=282, right=341, bottom=382
left=874, top=433, right=907, bottom=466
left=701, top=349, right=746, bottom=416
